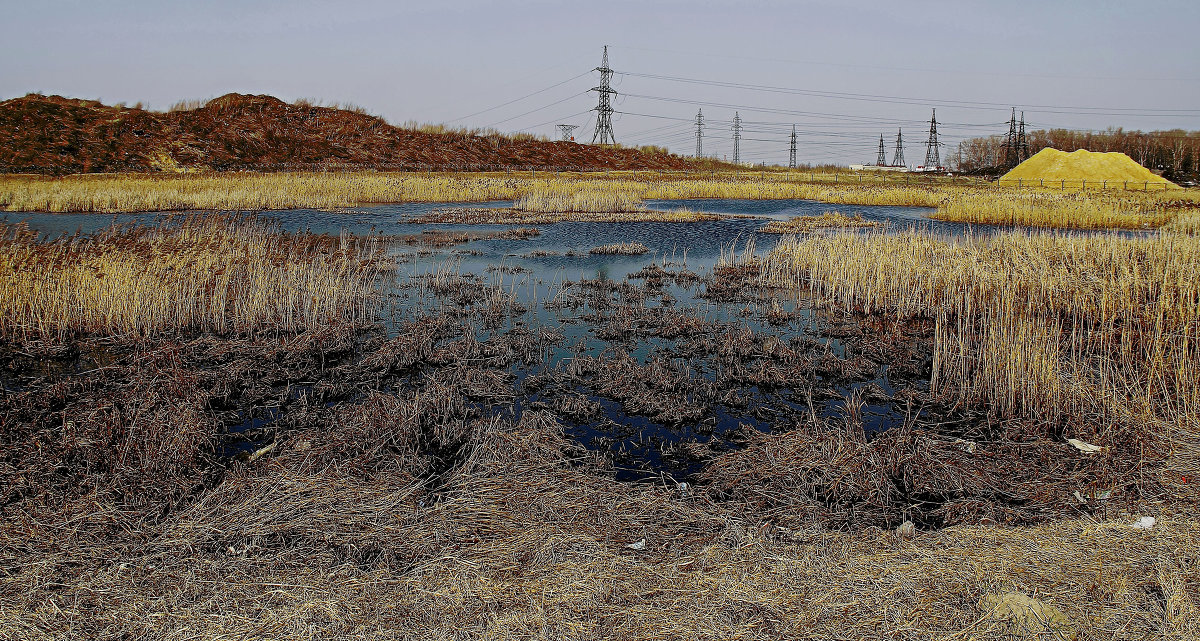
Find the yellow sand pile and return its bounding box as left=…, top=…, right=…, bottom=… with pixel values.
left=1002, top=148, right=1178, bottom=187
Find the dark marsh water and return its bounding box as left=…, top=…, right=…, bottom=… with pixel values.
left=0, top=199, right=1017, bottom=480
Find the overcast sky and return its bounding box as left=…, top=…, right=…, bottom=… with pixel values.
left=4, top=0, right=1198, bottom=165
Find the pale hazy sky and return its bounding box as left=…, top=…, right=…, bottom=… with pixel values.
left=4, top=0, right=1198, bottom=165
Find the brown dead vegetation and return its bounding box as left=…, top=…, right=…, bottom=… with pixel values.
left=1, top=220, right=1196, bottom=639
left=0, top=93, right=692, bottom=174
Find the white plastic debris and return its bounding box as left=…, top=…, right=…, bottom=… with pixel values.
left=625, top=538, right=647, bottom=551
left=1131, top=516, right=1156, bottom=530
left=1066, top=438, right=1106, bottom=454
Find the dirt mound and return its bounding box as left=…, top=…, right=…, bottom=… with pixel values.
left=0, top=93, right=695, bottom=174
left=1002, top=148, right=1177, bottom=187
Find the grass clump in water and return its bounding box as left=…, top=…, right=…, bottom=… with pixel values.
left=759, top=211, right=881, bottom=233
left=589, top=242, right=649, bottom=255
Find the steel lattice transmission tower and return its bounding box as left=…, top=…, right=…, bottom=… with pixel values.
left=1003, top=108, right=1020, bottom=169
left=923, top=109, right=941, bottom=168
left=892, top=128, right=905, bottom=167
left=789, top=125, right=797, bottom=168
left=1017, top=111, right=1030, bottom=161
left=557, top=124, right=579, bottom=142
left=590, top=46, right=617, bottom=145
left=732, top=112, right=742, bottom=164
left=695, top=109, right=704, bottom=158
left=876, top=134, right=887, bottom=166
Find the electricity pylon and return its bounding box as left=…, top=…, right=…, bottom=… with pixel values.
left=590, top=46, right=616, bottom=145
left=789, top=125, right=797, bottom=168
left=923, top=109, right=941, bottom=168
left=732, top=112, right=742, bottom=164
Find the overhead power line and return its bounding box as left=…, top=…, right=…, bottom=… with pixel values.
left=448, top=70, right=592, bottom=123
left=614, top=69, right=1200, bottom=116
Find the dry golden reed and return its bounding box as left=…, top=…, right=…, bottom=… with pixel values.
left=4, top=171, right=1196, bottom=232
left=513, top=184, right=644, bottom=213
left=761, top=229, right=1200, bottom=432
left=933, top=189, right=1179, bottom=229
left=0, top=171, right=951, bottom=213
left=0, top=216, right=388, bottom=340
left=759, top=211, right=881, bottom=233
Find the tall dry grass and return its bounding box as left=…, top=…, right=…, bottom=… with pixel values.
left=934, top=189, right=1181, bottom=230
left=0, top=172, right=954, bottom=213
left=5, top=171, right=1196, bottom=232
left=760, top=230, right=1200, bottom=446
left=0, top=216, right=388, bottom=340
left=514, top=184, right=643, bottom=213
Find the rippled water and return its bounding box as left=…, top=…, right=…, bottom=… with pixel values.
left=1, top=197, right=949, bottom=269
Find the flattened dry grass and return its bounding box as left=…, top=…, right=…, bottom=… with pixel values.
left=3, top=397, right=1196, bottom=640
left=0, top=216, right=389, bottom=340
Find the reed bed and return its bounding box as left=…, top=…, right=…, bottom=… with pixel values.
left=589, top=242, right=650, bottom=255
left=759, top=211, right=881, bottom=233
left=11, top=171, right=1196, bottom=232
left=1163, top=209, right=1200, bottom=235
left=933, top=189, right=1180, bottom=230
left=513, top=184, right=643, bottom=213
left=0, top=172, right=951, bottom=213
left=413, top=206, right=722, bottom=224
left=6, top=172, right=1197, bottom=233
left=760, top=230, right=1200, bottom=448
left=0, top=216, right=389, bottom=340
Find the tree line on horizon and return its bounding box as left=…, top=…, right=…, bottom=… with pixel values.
left=953, top=128, right=1200, bottom=183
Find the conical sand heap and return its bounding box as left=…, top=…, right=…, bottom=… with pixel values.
left=1001, top=148, right=1177, bottom=188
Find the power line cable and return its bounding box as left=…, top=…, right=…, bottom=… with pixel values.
left=615, top=70, right=1200, bottom=116
left=448, top=70, right=593, bottom=123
